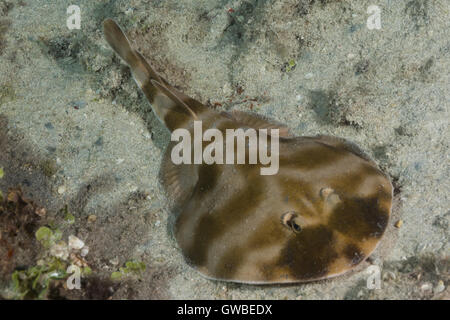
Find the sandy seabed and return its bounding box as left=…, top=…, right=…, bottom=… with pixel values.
left=0, top=0, right=448, bottom=299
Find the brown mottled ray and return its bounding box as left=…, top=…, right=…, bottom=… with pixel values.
left=103, top=19, right=393, bottom=283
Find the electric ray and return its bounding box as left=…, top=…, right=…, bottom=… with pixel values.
left=103, top=19, right=393, bottom=284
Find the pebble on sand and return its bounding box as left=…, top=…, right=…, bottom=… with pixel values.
left=50, top=242, right=69, bottom=260
left=71, top=100, right=87, bottom=110
left=420, top=282, right=433, bottom=293
left=394, top=220, right=403, bottom=228
left=57, top=185, right=66, bottom=194
left=68, top=235, right=85, bottom=250
left=81, top=246, right=89, bottom=257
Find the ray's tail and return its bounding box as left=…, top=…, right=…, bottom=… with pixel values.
left=103, top=19, right=198, bottom=130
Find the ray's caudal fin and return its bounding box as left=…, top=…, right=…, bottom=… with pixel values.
left=102, top=19, right=197, bottom=131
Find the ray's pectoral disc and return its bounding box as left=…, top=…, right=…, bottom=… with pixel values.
left=172, top=138, right=393, bottom=284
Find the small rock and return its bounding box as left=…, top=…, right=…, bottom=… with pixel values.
left=368, top=255, right=382, bottom=266
left=155, top=220, right=161, bottom=227
left=421, top=282, right=433, bottom=293
left=394, top=220, right=403, bottom=228
left=382, top=271, right=396, bottom=281
left=35, top=207, right=47, bottom=217
left=81, top=246, right=89, bottom=257
left=116, top=158, right=124, bottom=164
left=87, top=214, right=97, bottom=223
left=110, top=257, right=119, bottom=266
left=304, top=73, right=313, bottom=80
left=434, top=280, right=445, bottom=294
left=58, top=185, right=66, bottom=194
left=50, top=242, right=69, bottom=260
left=68, top=235, right=85, bottom=250
left=71, top=100, right=87, bottom=110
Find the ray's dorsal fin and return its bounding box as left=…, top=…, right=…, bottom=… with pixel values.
left=229, top=110, right=292, bottom=137
left=134, top=50, right=206, bottom=114
left=103, top=19, right=199, bottom=131
left=150, top=80, right=198, bottom=120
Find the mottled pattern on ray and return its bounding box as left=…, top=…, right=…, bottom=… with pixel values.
left=103, top=19, right=393, bottom=284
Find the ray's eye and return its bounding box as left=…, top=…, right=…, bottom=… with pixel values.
left=291, top=222, right=302, bottom=233
left=281, top=211, right=302, bottom=234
